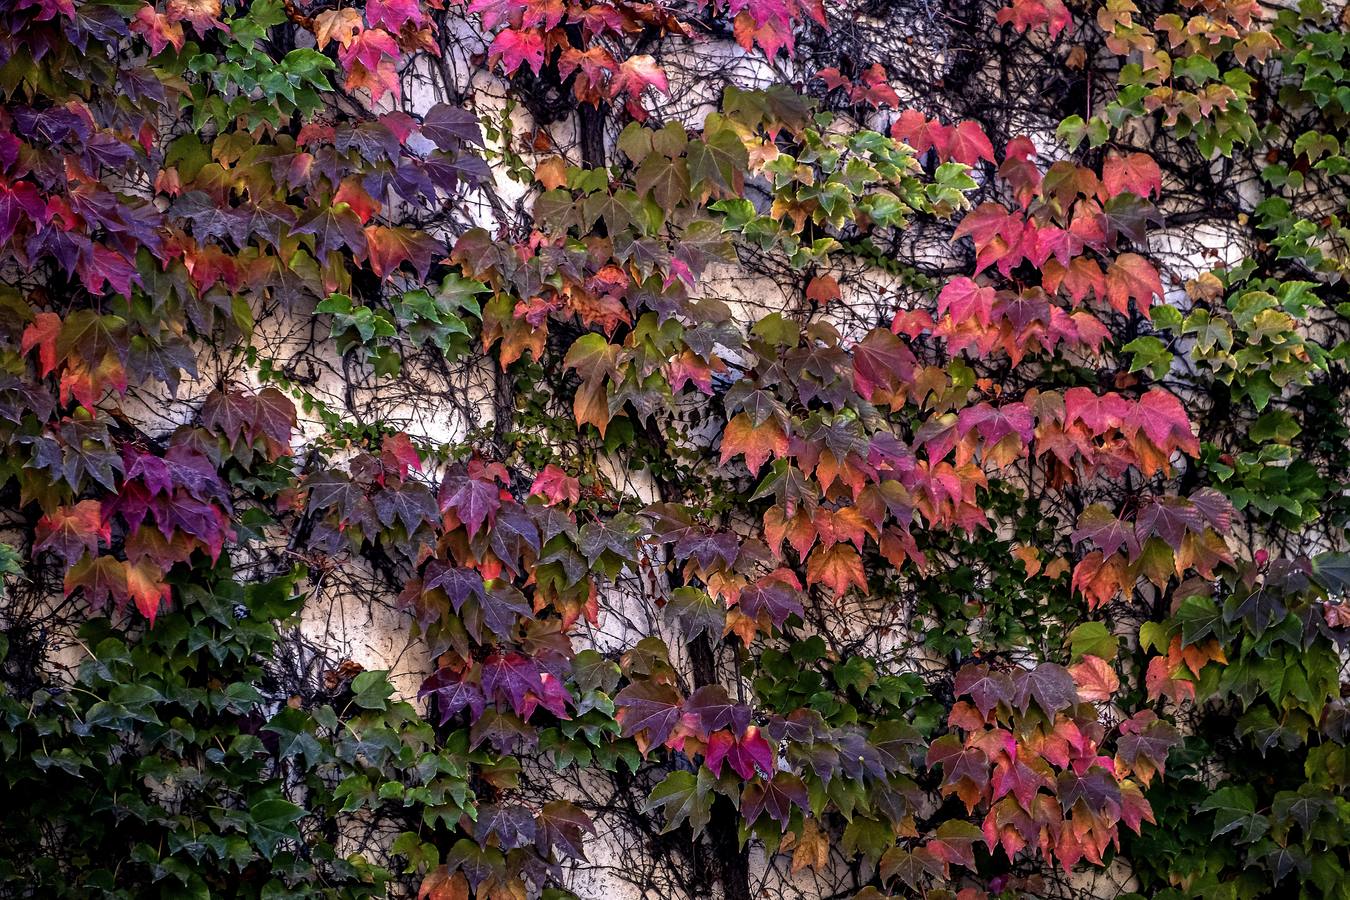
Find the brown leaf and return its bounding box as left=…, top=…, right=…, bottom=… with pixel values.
left=418, top=867, right=468, bottom=900
left=787, top=817, right=830, bottom=873
left=535, top=156, right=568, bottom=190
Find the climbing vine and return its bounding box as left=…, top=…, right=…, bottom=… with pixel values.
left=0, top=1, right=1347, bottom=899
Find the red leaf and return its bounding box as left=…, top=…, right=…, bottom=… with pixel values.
left=364, top=225, right=440, bottom=280
left=529, top=464, right=580, bottom=506
left=365, top=0, right=427, bottom=32
left=852, top=327, right=916, bottom=400
left=996, top=0, right=1072, bottom=37
left=20, top=311, right=61, bottom=377
left=1068, top=655, right=1119, bottom=701
left=380, top=432, right=422, bottom=480
left=992, top=749, right=1054, bottom=811
left=130, top=6, right=185, bottom=54
left=334, top=178, right=380, bottom=224
left=337, top=26, right=398, bottom=72
left=1102, top=152, right=1162, bottom=199
left=489, top=28, right=546, bottom=75
left=1123, top=388, right=1198, bottom=455
left=126, top=557, right=172, bottom=624
left=939, top=277, right=996, bottom=327
left=946, top=121, right=995, bottom=166
left=64, top=553, right=128, bottom=613
left=611, top=54, right=668, bottom=99
left=890, top=109, right=951, bottom=157
left=956, top=401, right=1034, bottom=446
left=417, top=868, right=469, bottom=900
left=705, top=725, right=775, bottom=778
left=732, top=8, right=795, bottom=58
left=1064, top=387, right=1129, bottom=433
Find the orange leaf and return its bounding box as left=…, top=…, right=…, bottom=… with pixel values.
left=126, top=557, right=172, bottom=624
left=1104, top=253, right=1164, bottom=316
left=719, top=413, right=787, bottom=476
left=20, top=311, right=60, bottom=377
left=806, top=274, right=840, bottom=305
left=313, top=7, right=363, bottom=49
left=572, top=378, right=611, bottom=436
left=1012, top=543, right=1041, bottom=578
left=535, top=156, right=568, bottom=190
left=805, top=543, right=867, bottom=598
left=1068, top=655, right=1119, bottom=701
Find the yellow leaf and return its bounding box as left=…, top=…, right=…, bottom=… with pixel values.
left=313, top=8, right=362, bottom=50
left=1012, top=543, right=1041, bottom=578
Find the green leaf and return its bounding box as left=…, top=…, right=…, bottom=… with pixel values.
left=1066, top=622, right=1118, bottom=661
left=248, top=797, right=306, bottom=859
left=832, top=656, right=876, bottom=695
left=351, top=670, right=394, bottom=710
left=1197, top=785, right=1268, bottom=843
left=644, top=769, right=713, bottom=834
left=1311, top=552, right=1350, bottom=595
left=1175, top=595, right=1223, bottom=645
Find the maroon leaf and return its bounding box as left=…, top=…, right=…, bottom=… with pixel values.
left=1189, top=487, right=1235, bottom=533
left=740, top=772, right=809, bottom=830
left=536, top=800, right=595, bottom=861
left=201, top=387, right=296, bottom=459
left=418, top=667, right=486, bottom=724
left=685, top=684, right=751, bottom=735
left=1071, top=504, right=1140, bottom=559
left=665, top=587, right=726, bottom=642
left=481, top=652, right=569, bottom=720
left=420, top=103, right=485, bottom=149
left=424, top=562, right=486, bottom=611
left=614, top=680, right=684, bottom=748
left=473, top=803, right=537, bottom=850
left=1010, top=663, right=1078, bottom=716
left=439, top=472, right=501, bottom=537
left=1116, top=711, right=1181, bottom=780
left=471, top=580, right=535, bottom=641
left=953, top=664, right=1012, bottom=719
left=738, top=576, right=804, bottom=627
left=372, top=481, right=438, bottom=533
left=1136, top=496, right=1205, bottom=550
left=1056, top=766, right=1122, bottom=816
left=673, top=528, right=740, bottom=570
